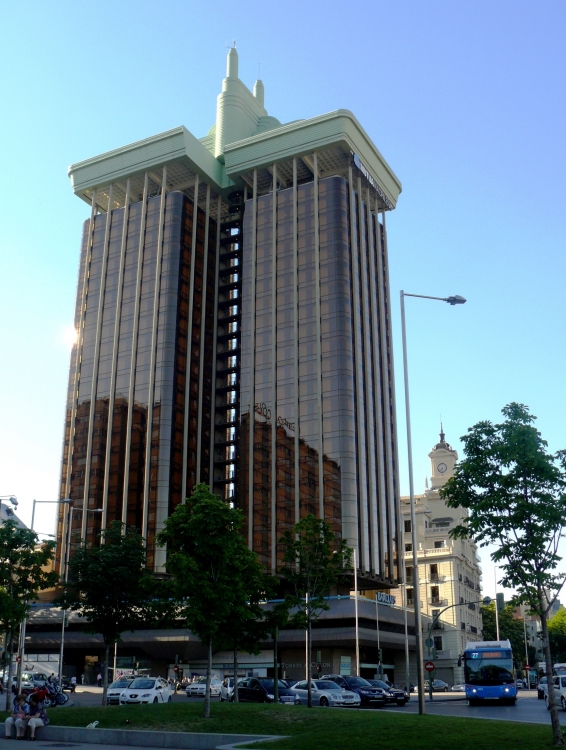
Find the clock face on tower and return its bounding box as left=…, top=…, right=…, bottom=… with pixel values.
left=437, top=462, right=448, bottom=474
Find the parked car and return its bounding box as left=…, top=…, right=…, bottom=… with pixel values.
left=21, top=672, right=48, bottom=690
left=119, top=677, right=172, bottom=705
left=516, top=679, right=526, bottom=690
left=220, top=678, right=240, bottom=702
left=106, top=678, right=134, bottom=705
left=60, top=676, right=76, bottom=693
left=284, top=679, right=300, bottom=689
left=291, top=680, right=361, bottom=708
left=538, top=676, right=548, bottom=700
left=186, top=677, right=222, bottom=697
left=320, top=675, right=387, bottom=708
left=545, top=676, right=566, bottom=711
left=418, top=680, right=449, bottom=693
left=451, top=683, right=466, bottom=692
left=366, top=679, right=408, bottom=706
left=236, top=678, right=300, bottom=705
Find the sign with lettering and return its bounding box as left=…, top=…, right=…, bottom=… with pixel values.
left=351, top=153, right=394, bottom=210
left=376, top=591, right=396, bottom=606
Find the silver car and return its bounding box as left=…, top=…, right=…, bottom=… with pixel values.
left=186, top=677, right=222, bottom=697
left=106, top=678, right=133, bottom=705
left=291, top=679, right=361, bottom=707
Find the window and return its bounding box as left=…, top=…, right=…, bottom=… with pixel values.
left=434, top=540, right=446, bottom=549
left=430, top=564, right=439, bottom=581
left=432, top=609, right=440, bottom=621
left=405, top=543, right=413, bottom=552
left=434, top=636, right=443, bottom=652
left=407, top=588, right=414, bottom=604
left=431, top=586, right=440, bottom=603
left=406, top=566, right=413, bottom=583
left=404, top=520, right=411, bottom=533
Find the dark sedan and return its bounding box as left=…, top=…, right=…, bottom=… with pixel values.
left=538, top=676, right=548, bottom=700
left=236, top=678, right=300, bottom=705
left=366, top=679, right=409, bottom=706
left=320, top=675, right=387, bottom=707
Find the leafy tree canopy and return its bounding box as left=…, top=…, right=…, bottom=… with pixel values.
left=0, top=519, right=58, bottom=631
left=548, top=607, right=566, bottom=663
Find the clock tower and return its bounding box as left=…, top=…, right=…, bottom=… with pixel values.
left=428, top=425, right=458, bottom=490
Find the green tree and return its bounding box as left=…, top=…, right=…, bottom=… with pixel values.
left=481, top=602, right=529, bottom=665
left=156, top=484, right=271, bottom=718
left=548, top=608, right=566, bottom=663
left=279, top=514, right=352, bottom=708
left=440, top=403, right=566, bottom=746
left=55, top=521, right=156, bottom=706
left=0, top=520, right=58, bottom=709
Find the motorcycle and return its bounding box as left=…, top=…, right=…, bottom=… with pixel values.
left=27, top=681, right=68, bottom=708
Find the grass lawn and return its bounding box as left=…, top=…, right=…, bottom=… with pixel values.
left=2, top=702, right=559, bottom=750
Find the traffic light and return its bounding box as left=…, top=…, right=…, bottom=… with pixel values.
left=496, top=593, right=505, bottom=612
left=378, top=649, right=383, bottom=664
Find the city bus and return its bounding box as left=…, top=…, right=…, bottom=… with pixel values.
left=463, top=640, right=517, bottom=705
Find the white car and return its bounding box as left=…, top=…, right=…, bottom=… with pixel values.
left=119, top=677, right=172, bottom=705
left=220, top=677, right=239, bottom=701
left=545, top=675, right=566, bottom=711
left=106, top=678, right=133, bottom=705
left=186, top=677, right=222, bottom=697
left=291, top=679, right=361, bottom=707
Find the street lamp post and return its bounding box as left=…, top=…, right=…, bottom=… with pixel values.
left=400, top=290, right=466, bottom=716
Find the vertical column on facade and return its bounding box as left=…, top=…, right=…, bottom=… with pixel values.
left=366, top=190, right=387, bottom=576
left=313, top=152, right=324, bottom=523
left=81, top=184, right=114, bottom=539
left=209, top=196, right=222, bottom=482
left=347, top=167, right=367, bottom=572
left=196, top=185, right=211, bottom=484
left=357, top=178, right=379, bottom=576
left=142, top=165, right=168, bottom=542
left=122, top=173, right=149, bottom=524
left=247, top=170, right=258, bottom=547
left=380, top=209, right=401, bottom=580
left=101, top=179, right=131, bottom=533
left=375, top=210, right=395, bottom=579
left=270, top=163, right=278, bottom=572
left=292, top=158, right=300, bottom=525
left=181, top=175, right=200, bottom=499
left=60, top=189, right=97, bottom=571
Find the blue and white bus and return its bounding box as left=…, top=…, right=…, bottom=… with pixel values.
left=463, top=640, right=517, bottom=705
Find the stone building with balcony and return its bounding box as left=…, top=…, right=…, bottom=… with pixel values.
left=398, top=428, right=483, bottom=685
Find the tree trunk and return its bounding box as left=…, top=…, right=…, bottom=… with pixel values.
left=5, top=629, right=13, bottom=711
left=102, top=644, right=110, bottom=706
left=307, top=612, right=312, bottom=708
left=273, top=627, right=279, bottom=704
left=233, top=645, right=239, bottom=703
left=539, top=586, right=564, bottom=746
left=203, top=638, right=212, bottom=718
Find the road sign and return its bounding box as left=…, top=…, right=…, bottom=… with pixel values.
left=425, top=661, right=435, bottom=673
left=425, top=638, right=434, bottom=648
left=525, top=665, right=531, bottom=671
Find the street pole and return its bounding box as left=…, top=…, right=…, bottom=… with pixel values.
left=403, top=570, right=410, bottom=692
left=399, top=290, right=466, bottom=715
left=375, top=595, right=381, bottom=675
left=400, top=291, right=426, bottom=715
left=522, top=604, right=529, bottom=684
left=494, top=566, right=500, bottom=640
left=354, top=548, right=360, bottom=675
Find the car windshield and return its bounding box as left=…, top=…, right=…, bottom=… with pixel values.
left=314, top=681, right=340, bottom=690
left=345, top=677, right=372, bottom=687
left=109, top=679, right=132, bottom=689
left=129, top=679, right=155, bottom=689
left=368, top=680, right=389, bottom=689
left=464, top=650, right=514, bottom=686
left=259, top=680, right=290, bottom=690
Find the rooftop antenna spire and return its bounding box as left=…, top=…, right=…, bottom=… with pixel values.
left=439, top=420, right=445, bottom=443
left=233, top=39, right=237, bottom=48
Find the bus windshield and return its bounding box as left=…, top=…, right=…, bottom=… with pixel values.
left=464, top=649, right=514, bottom=686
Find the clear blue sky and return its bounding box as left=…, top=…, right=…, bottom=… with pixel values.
left=1, top=0, right=565, bottom=596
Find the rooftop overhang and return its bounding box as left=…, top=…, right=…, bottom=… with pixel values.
left=223, top=109, right=402, bottom=209
left=68, top=126, right=233, bottom=212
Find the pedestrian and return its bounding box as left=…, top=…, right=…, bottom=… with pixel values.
left=97, top=673, right=102, bottom=687
left=4, top=694, right=29, bottom=739
left=81, top=674, right=85, bottom=686
left=70, top=676, right=77, bottom=692
left=26, top=692, right=49, bottom=741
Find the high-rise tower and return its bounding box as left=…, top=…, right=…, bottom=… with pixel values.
left=58, top=49, right=402, bottom=587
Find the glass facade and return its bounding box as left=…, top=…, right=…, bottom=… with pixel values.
left=239, top=174, right=399, bottom=584
left=58, top=189, right=216, bottom=570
